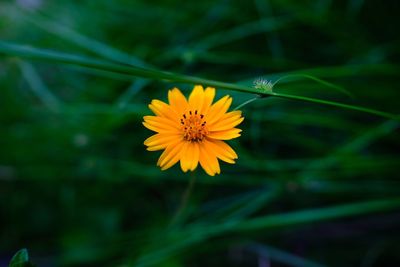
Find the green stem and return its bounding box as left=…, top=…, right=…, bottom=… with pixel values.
left=234, top=96, right=261, bottom=110
left=170, top=171, right=197, bottom=226
left=272, top=92, right=398, bottom=120
left=1, top=41, right=398, bottom=120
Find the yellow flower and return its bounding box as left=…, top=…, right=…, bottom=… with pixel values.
left=143, top=85, right=244, bottom=176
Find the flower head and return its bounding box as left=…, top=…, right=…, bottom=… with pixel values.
left=143, top=85, right=244, bottom=176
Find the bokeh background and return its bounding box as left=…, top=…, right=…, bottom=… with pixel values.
left=1, top=0, right=400, bottom=266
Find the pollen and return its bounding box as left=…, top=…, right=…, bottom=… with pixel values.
left=180, top=110, right=208, bottom=142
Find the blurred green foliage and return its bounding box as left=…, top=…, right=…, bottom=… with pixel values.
left=0, top=0, right=399, bottom=266
left=8, top=249, right=35, bottom=267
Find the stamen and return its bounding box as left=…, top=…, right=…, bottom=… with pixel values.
left=180, top=110, right=208, bottom=142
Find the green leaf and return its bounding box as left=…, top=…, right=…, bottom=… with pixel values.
left=135, top=198, right=400, bottom=266
left=9, top=249, right=32, bottom=267
left=229, top=197, right=400, bottom=231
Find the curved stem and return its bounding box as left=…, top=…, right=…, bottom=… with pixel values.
left=234, top=96, right=261, bottom=110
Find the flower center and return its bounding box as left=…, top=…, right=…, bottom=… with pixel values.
left=180, top=110, right=208, bottom=142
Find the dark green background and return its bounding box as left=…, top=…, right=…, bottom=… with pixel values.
left=1, top=0, right=399, bottom=266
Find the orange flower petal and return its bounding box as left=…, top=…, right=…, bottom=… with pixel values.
left=158, top=141, right=185, bottom=170
left=208, top=128, right=242, bottom=140
left=144, top=133, right=182, bottom=151
left=199, top=143, right=220, bottom=176
left=180, top=142, right=199, bottom=172
left=168, top=88, right=188, bottom=115
left=209, top=110, right=242, bottom=125
left=142, top=121, right=180, bottom=134
left=149, top=99, right=178, bottom=121
left=206, top=95, right=232, bottom=125
left=208, top=111, right=244, bottom=131
left=144, top=116, right=180, bottom=129
left=204, top=139, right=238, bottom=163
left=188, top=85, right=204, bottom=113
left=201, top=87, right=215, bottom=115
